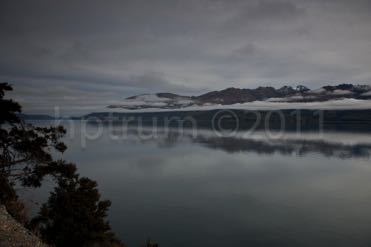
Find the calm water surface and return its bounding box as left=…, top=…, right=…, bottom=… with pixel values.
left=28, top=122, right=371, bottom=247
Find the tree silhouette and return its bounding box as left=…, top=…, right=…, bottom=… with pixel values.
left=0, top=83, right=75, bottom=180
left=0, top=83, right=125, bottom=246
left=31, top=174, right=124, bottom=247
left=0, top=82, right=74, bottom=222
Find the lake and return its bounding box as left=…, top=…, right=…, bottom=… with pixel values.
left=26, top=121, right=371, bottom=247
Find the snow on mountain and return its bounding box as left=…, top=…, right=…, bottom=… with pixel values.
left=106, top=99, right=371, bottom=113
left=108, top=93, right=194, bottom=110
left=295, top=85, right=310, bottom=92
left=108, top=84, right=371, bottom=111
left=361, top=91, right=371, bottom=96
left=331, top=89, right=354, bottom=95
left=310, top=88, right=327, bottom=94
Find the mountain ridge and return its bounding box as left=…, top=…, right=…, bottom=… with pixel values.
left=108, top=84, right=371, bottom=110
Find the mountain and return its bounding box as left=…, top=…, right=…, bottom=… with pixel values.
left=17, top=113, right=55, bottom=120
left=108, top=93, right=194, bottom=110
left=108, top=84, right=371, bottom=110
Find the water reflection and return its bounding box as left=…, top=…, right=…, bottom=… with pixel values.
left=29, top=122, right=371, bottom=247
left=70, top=126, right=371, bottom=247
left=113, top=128, right=371, bottom=159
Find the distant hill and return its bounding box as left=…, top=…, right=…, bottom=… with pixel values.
left=17, top=113, right=55, bottom=120
left=108, top=84, right=371, bottom=110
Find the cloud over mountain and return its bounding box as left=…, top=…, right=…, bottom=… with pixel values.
left=1, top=0, right=371, bottom=114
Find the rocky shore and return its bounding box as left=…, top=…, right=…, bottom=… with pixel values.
left=0, top=205, right=48, bottom=247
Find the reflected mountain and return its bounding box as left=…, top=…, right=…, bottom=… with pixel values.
left=193, top=136, right=371, bottom=159
left=113, top=128, right=371, bottom=159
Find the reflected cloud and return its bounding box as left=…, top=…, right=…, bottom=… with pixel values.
left=115, top=128, right=371, bottom=159
left=193, top=136, right=371, bottom=159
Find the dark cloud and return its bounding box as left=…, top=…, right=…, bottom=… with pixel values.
left=230, top=0, right=305, bottom=24
left=1, top=0, right=371, bottom=114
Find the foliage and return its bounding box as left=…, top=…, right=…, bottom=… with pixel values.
left=0, top=82, right=74, bottom=226
left=31, top=174, right=124, bottom=247
left=0, top=82, right=72, bottom=188
left=0, top=174, right=27, bottom=223
left=0, top=82, right=125, bottom=246
left=141, top=239, right=159, bottom=247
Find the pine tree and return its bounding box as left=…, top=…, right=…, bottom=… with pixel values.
left=32, top=174, right=124, bottom=247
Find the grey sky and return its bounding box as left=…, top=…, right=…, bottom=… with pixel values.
left=1, top=0, right=371, bottom=114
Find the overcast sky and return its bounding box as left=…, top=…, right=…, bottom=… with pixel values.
left=1, top=0, right=371, bottom=115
